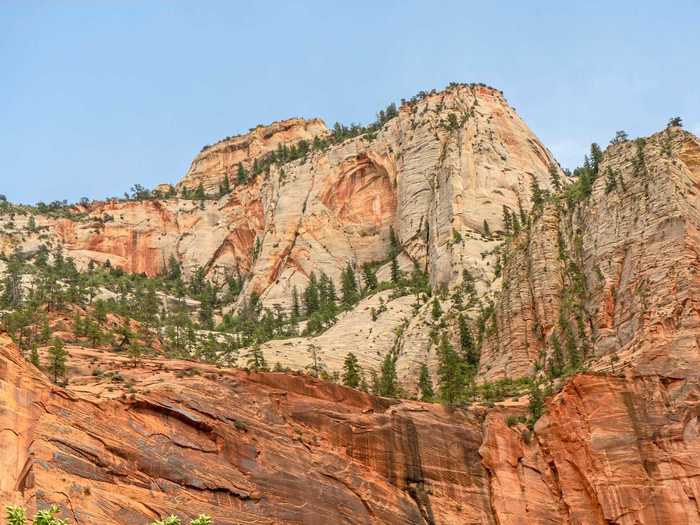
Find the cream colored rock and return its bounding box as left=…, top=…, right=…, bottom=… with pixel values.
left=5, top=84, right=562, bottom=387
left=179, top=117, right=328, bottom=194
left=481, top=128, right=700, bottom=381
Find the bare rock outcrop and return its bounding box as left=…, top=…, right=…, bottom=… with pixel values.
left=179, top=117, right=328, bottom=194
left=0, top=333, right=493, bottom=524
left=19, top=84, right=558, bottom=301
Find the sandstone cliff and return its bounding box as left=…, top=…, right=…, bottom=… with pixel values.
left=0, top=84, right=563, bottom=388
left=4, top=331, right=700, bottom=524
left=480, top=127, right=700, bottom=382
left=12, top=84, right=558, bottom=298
left=0, top=333, right=492, bottom=524
left=3, top=84, right=700, bottom=524
left=178, top=117, right=328, bottom=194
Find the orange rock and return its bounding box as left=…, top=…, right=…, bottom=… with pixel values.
left=0, top=334, right=494, bottom=524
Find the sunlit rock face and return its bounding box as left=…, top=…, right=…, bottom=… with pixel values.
left=480, top=128, right=700, bottom=383
left=4, top=84, right=700, bottom=524
left=0, top=333, right=493, bottom=525
left=31, top=84, right=559, bottom=301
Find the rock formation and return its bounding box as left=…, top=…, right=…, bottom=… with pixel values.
left=2, top=84, right=700, bottom=524
left=0, top=333, right=493, bottom=524
left=0, top=84, right=564, bottom=388
left=11, top=84, right=559, bottom=298
left=480, top=126, right=700, bottom=382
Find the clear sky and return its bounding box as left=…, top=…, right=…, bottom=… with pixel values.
left=2, top=1, right=699, bottom=204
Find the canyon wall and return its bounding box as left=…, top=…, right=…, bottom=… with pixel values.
left=3, top=86, right=700, bottom=523
left=4, top=330, right=700, bottom=524
left=480, top=127, right=700, bottom=382
left=12, top=84, right=559, bottom=304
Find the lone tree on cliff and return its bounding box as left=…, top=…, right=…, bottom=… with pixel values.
left=667, top=116, right=683, bottom=128
left=378, top=352, right=399, bottom=397
left=342, top=352, right=362, bottom=388
left=341, top=263, right=359, bottom=307
left=48, top=337, right=68, bottom=384
left=418, top=363, right=435, bottom=402
left=236, top=163, right=247, bottom=184
left=246, top=341, right=267, bottom=371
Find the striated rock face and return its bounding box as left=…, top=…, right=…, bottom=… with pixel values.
left=6, top=336, right=700, bottom=524
left=48, top=186, right=267, bottom=278
left=26, top=84, right=558, bottom=295
left=0, top=333, right=493, bottom=524
left=179, top=118, right=329, bottom=194
left=480, top=371, right=700, bottom=525
left=480, top=128, right=700, bottom=382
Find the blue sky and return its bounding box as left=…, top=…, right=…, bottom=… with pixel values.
left=2, top=1, right=699, bottom=204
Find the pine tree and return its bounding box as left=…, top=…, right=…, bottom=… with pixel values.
left=431, top=298, right=442, bottom=320
left=388, top=226, right=400, bottom=257
left=341, top=263, right=359, bottom=307
left=236, top=163, right=247, bottom=184
left=326, top=278, right=338, bottom=313
left=437, top=336, right=467, bottom=405
left=610, top=130, right=628, bottom=145
left=458, top=314, right=479, bottom=366
left=342, top=352, right=361, bottom=388
left=517, top=193, right=527, bottom=225
left=86, top=317, right=103, bottom=347
left=667, top=116, right=683, bottom=128
left=307, top=344, right=323, bottom=377
left=390, top=255, right=401, bottom=284
left=73, top=312, right=85, bottom=337
left=530, top=176, right=544, bottom=210
left=0, top=256, right=22, bottom=308
left=48, top=337, right=68, bottom=384
left=605, top=167, right=617, bottom=194
left=246, top=341, right=267, bottom=371
left=388, top=226, right=402, bottom=284
left=511, top=212, right=521, bottom=233
left=548, top=333, right=564, bottom=378
left=93, top=299, right=108, bottom=323
left=220, top=174, right=230, bottom=196
left=142, top=281, right=160, bottom=325
left=482, top=220, right=491, bottom=237
left=502, top=206, right=512, bottom=234
left=304, top=273, right=320, bottom=315
left=318, top=271, right=337, bottom=310
left=418, top=363, right=434, bottom=402
left=30, top=342, right=40, bottom=368
left=362, top=263, right=378, bottom=292
left=194, top=183, right=206, bottom=201
left=527, top=381, right=545, bottom=427
left=167, top=255, right=181, bottom=281
left=590, top=143, right=603, bottom=175
left=549, top=163, right=562, bottom=192
left=378, top=352, right=398, bottom=397
left=291, top=286, right=301, bottom=320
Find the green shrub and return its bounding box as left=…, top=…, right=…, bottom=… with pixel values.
left=4, top=505, right=68, bottom=525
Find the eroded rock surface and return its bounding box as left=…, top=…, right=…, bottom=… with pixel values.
left=481, top=128, right=700, bottom=382
left=0, top=334, right=494, bottom=524
left=5, top=330, right=700, bottom=524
